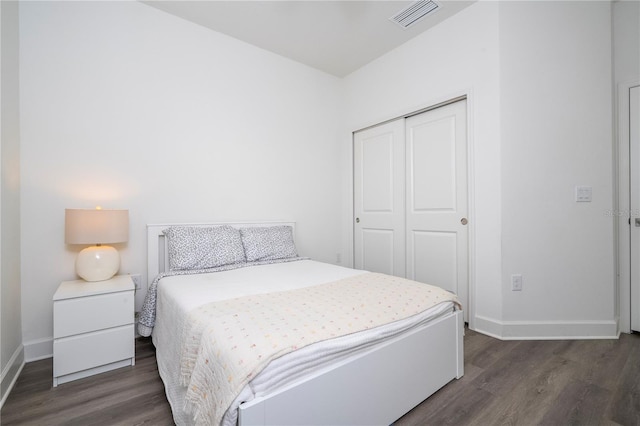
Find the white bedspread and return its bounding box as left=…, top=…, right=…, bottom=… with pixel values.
left=152, top=260, right=457, bottom=426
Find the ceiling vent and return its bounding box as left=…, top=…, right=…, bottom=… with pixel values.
left=389, top=0, right=440, bottom=29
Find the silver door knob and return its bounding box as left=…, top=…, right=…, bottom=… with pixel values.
left=461, top=218, right=468, bottom=225
left=356, top=218, right=360, bottom=223
left=635, top=218, right=640, bottom=227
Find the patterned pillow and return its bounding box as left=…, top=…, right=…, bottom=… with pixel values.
left=240, top=226, right=298, bottom=262
left=163, top=225, right=246, bottom=271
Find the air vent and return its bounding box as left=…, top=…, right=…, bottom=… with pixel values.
left=389, top=0, right=440, bottom=29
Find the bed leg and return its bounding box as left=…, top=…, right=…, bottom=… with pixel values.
left=455, top=310, right=464, bottom=379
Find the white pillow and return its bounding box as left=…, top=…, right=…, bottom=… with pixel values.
left=240, top=226, right=298, bottom=262
left=163, top=225, right=246, bottom=271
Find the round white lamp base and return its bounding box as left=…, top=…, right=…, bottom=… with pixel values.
left=76, top=245, right=120, bottom=282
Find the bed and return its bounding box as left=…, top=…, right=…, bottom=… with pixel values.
left=141, top=222, right=464, bottom=426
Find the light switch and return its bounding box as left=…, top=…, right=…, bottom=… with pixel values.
left=575, top=186, right=592, bottom=202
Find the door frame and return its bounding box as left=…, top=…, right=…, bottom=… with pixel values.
left=617, top=81, right=639, bottom=334
left=351, top=93, right=476, bottom=329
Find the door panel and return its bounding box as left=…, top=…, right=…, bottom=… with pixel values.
left=631, top=85, right=640, bottom=332
left=361, top=229, right=395, bottom=275
left=411, top=230, right=458, bottom=294
left=405, top=100, right=468, bottom=314
left=410, top=117, right=458, bottom=211
left=362, top=136, right=394, bottom=212
left=354, top=119, right=405, bottom=277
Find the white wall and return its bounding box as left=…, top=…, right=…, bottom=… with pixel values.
left=343, top=1, right=617, bottom=338
left=1, top=0, right=23, bottom=405
left=19, top=1, right=343, bottom=359
left=499, top=1, right=615, bottom=338
left=614, top=1, right=640, bottom=86
left=342, top=2, right=503, bottom=331
left=17, top=0, right=623, bottom=361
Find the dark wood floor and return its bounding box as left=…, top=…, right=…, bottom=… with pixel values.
left=396, top=330, right=640, bottom=426
left=2, top=329, right=639, bottom=425
left=1, top=339, right=173, bottom=426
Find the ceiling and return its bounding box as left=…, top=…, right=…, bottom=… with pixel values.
left=142, top=1, right=474, bottom=77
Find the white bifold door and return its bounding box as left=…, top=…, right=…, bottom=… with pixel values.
left=353, top=119, right=406, bottom=277
left=630, top=85, right=640, bottom=332
left=354, top=100, right=468, bottom=317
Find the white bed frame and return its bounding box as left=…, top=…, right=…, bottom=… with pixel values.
left=147, top=222, right=464, bottom=426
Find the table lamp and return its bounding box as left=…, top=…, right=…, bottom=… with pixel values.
left=65, top=207, right=129, bottom=282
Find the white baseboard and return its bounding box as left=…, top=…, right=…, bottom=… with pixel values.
left=473, top=315, right=618, bottom=340
left=472, top=315, right=504, bottom=339
left=23, top=336, right=53, bottom=362
left=1, top=344, right=25, bottom=409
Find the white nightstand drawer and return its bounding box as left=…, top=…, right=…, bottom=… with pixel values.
left=53, top=325, right=134, bottom=377
left=54, top=291, right=134, bottom=338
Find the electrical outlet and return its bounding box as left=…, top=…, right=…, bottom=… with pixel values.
left=130, top=274, right=142, bottom=290
left=511, top=274, right=523, bottom=291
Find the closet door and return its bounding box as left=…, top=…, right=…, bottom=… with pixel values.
left=630, top=85, right=640, bottom=332
left=353, top=119, right=406, bottom=276
left=405, top=100, right=468, bottom=310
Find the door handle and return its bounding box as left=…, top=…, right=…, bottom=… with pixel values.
left=356, top=218, right=360, bottom=223
left=461, top=218, right=468, bottom=225
left=635, top=218, right=640, bottom=227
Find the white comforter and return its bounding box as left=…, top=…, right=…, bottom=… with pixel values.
left=152, top=260, right=456, bottom=426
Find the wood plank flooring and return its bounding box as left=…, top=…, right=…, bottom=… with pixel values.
left=2, top=329, right=639, bottom=425
left=396, top=330, right=640, bottom=426
left=1, top=339, right=173, bottom=426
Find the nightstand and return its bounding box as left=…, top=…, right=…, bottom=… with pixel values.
left=53, top=275, right=135, bottom=387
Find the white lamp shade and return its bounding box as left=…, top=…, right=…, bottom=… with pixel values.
left=65, top=209, right=129, bottom=245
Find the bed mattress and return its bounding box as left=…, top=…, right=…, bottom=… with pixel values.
left=151, top=260, right=455, bottom=426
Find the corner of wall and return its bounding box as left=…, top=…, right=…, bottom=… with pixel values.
left=0, top=344, right=24, bottom=409
left=22, top=337, right=53, bottom=363
left=1, top=0, right=24, bottom=408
